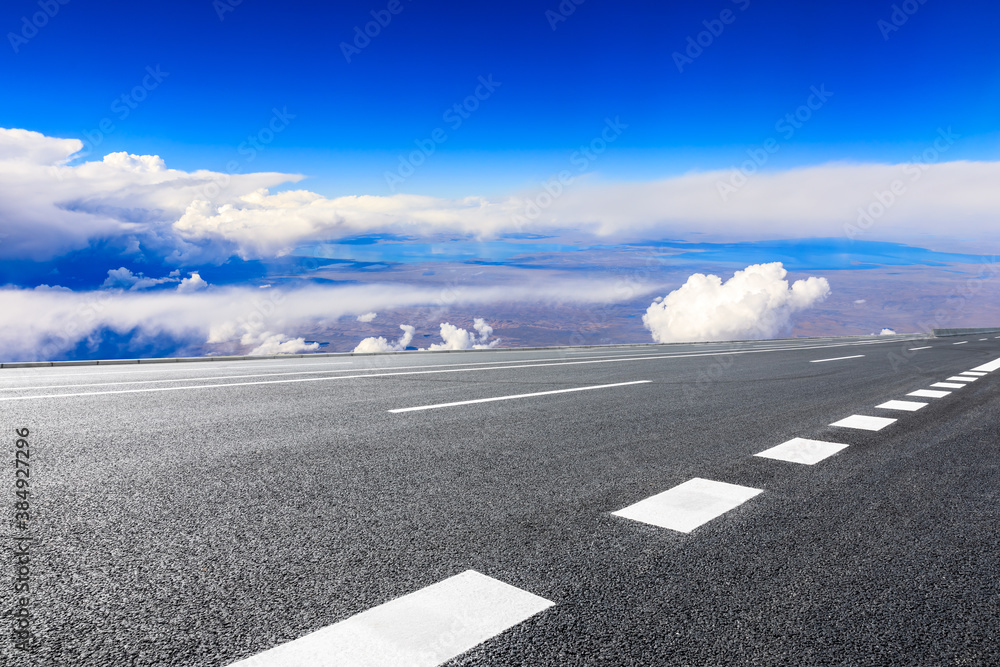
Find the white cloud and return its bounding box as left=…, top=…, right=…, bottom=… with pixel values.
left=245, top=333, right=319, bottom=356
left=3, top=127, right=999, bottom=264
left=177, top=272, right=208, bottom=293
left=879, top=328, right=897, bottom=335
left=854, top=299, right=867, bottom=304
left=427, top=318, right=500, bottom=350
left=353, top=324, right=414, bottom=353
left=642, top=263, right=831, bottom=343
left=356, top=312, right=377, bottom=323
left=101, top=267, right=178, bottom=290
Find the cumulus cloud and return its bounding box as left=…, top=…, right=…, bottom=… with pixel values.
left=353, top=324, right=415, bottom=353
left=4, top=127, right=999, bottom=264
left=101, top=267, right=179, bottom=290
left=879, top=328, right=897, bottom=335
left=427, top=318, right=500, bottom=350
left=177, top=272, right=208, bottom=293
left=356, top=312, right=377, bottom=323
left=642, top=263, right=831, bottom=343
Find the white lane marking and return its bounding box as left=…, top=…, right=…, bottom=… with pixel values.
left=876, top=400, right=928, bottom=412
left=0, top=338, right=929, bottom=402
left=908, top=389, right=951, bottom=398
left=971, top=357, right=1000, bottom=372
left=981, top=338, right=988, bottom=341
left=809, top=355, right=865, bottom=363
left=830, top=415, right=897, bottom=431
left=0, top=360, right=356, bottom=380
left=754, top=438, right=848, bottom=465
left=960, top=371, right=988, bottom=376
left=931, top=382, right=966, bottom=389
left=908, top=346, right=933, bottom=351
left=612, top=478, right=762, bottom=533
left=945, top=376, right=977, bottom=382
left=225, top=570, right=552, bottom=667
left=953, top=341, right=968, bottom=345
left=388, top=381, right=650, bottom=413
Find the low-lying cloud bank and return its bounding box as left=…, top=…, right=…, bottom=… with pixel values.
left=3, top=127, right=999, bottom=264
left=643, top=263, right=831, bottom=343
left=0, top=279, right=647, bottom=361
left=352, top=318, right=500, bottom=353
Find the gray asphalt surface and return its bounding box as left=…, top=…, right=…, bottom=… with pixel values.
left=2, top=333, right=999, bottom=666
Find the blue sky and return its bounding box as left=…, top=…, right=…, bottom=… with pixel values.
left=4, top=0, right=1000, bottom=195
left=2, top=0, right=999, bottom=360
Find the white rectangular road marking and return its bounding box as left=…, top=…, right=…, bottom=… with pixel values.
left=876, top=400, right=928, bottom=412
left=226, top=570, right=553, bottom=667
left=830, top=415, right=897, bottom=431
left=612, top=478, right=763, bottom=533
left=908, top=346, right=933, bottom=351
left=931, top=382, right=966, bottom=389
left=809, top=355, right=865, bottom=363
left=754, top=437, right=848, bottom=465
left=961, top=371, right=988, bottom=376
left=971, top=357, right=1000, bottom=372
left=388, top=381, right=650, bottom=413
left=909, top=389, right=951, bottom=398
left=953, top=341, right=968, bottom=345
left=946, top=376, right=977, bottom=382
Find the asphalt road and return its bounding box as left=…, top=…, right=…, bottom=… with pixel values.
left=2, top=333, right=999, bottom=666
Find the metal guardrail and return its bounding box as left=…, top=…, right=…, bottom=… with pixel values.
left=932, top=327, right=1000, bottom=337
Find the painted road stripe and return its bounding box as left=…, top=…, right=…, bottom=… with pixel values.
left=931, top=382, right=966, bottom=389
left=226, top=570, right=553, bottom=667
left=908, top=346, right=933, bottom=351
left=0, top=338, right=931, bottom=402
left=754, top=438, right=848, bottom=465
left=946, top=376, right=977, bottom=382
left=971, top=357, right=1000, bottom=372
left=909, top=389, right=951, bottom=398
left=612, top=478, right=762, bottom=533
left=953, top=341, right=969, bottom=345
left=981, top=338, right=989, bottom=341
left=961, top=371, right=988, bottom=376
left=876, top=400, right=928, bottom=412
left=830, top=415, right=897, bottom=431
left=389, top=381, right=651, bottom=413
left=809, top=355, right=865, bottom=363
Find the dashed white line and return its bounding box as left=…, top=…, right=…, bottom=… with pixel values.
left=971, top=357, right=1000, bottom=372
left=754, top=438, right=848, bottom=465
left=931, top=382, right=966, bottom=389
left=953, top=341, right=969, bottom=345
left=960, top=371, right=988, bottom=376
left=908, top=389, right=951, bottom=398
left=225, top=570, right=553, bottom=667
left=612, top=478, right=763, bottom=533
left=945, top=376, right=977, bottom=383
left=809, top=355, right=865, bottom=363
left=388, top=381, right=651, bottom=413
left=830, top=415, right=897, bottom=431
left=876, top=400, right=928, bottom=412
left=908, top=346, right=933, bottom=351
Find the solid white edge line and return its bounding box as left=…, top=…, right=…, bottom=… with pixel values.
left=0, top=337, right=931, bottom=402
left=809, top=355, right=865, bottom=363
left=388, top=381, right=651, bottom=413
